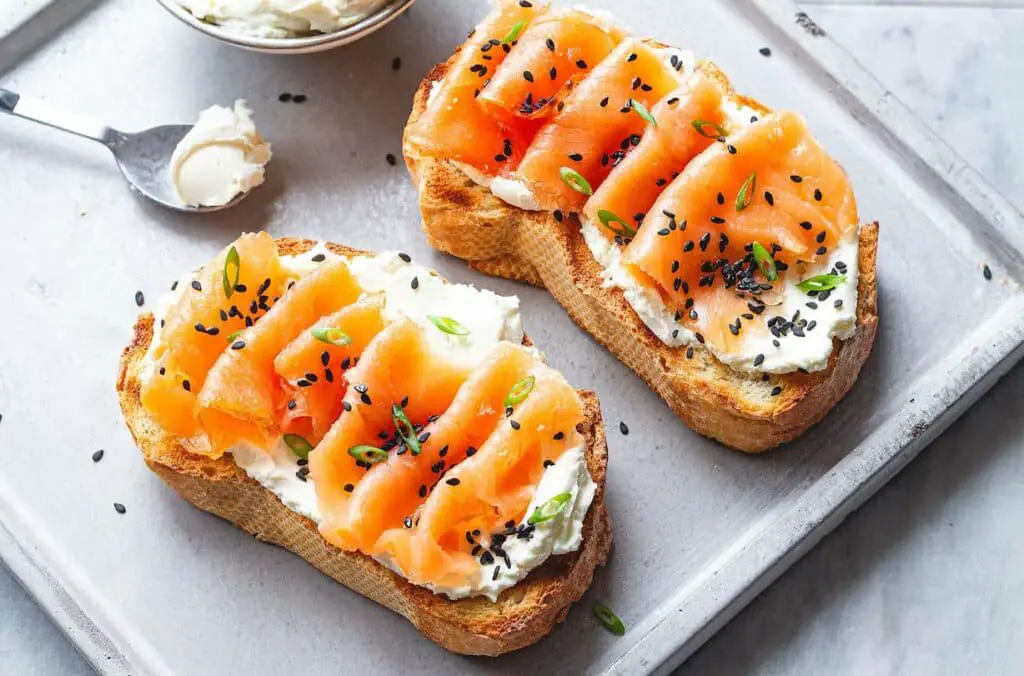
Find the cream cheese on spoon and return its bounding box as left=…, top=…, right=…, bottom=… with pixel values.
left=170, top=100, right=271, bottom=208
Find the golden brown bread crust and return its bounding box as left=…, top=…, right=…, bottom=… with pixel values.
left=116, top=237, right=612, bottom=656
left=405, top=59, right=879, bottom=453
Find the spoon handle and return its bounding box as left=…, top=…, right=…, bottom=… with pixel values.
left=0, top=87, right=121, bottom=146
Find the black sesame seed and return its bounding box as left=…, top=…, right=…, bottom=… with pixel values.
left=278, top=92, right=292, bottom=102
left=568, top=152, right=583, bottom=161
left=418, top=485, right=427, bottom=498
left=385, top=153, right=397, bottom=166
left=392, top=56, right=402, bottom=71
left=134, top=290, right=145, bottom=307
left=343, top=401, right=352, bottom=412
left=113, top=503, right=126, bottom=514
left=344, top=483, right=354, bottom=493
left=619, top=421, right=629, bottom=435
left=446, top=478, right=461, bottom=486
left=816, top=231, right=827, bottom=243
left=790, top=175, right=803, bottom=183
left=553, top=431, right=565, bottom=440
left=983, top=264, right=992, bottom=280
left=411, top=276, right=419, bottom=290
left=765, top=191, right=775, bottom=206
left=231, top=340, right=246, bottom=350
left=800, top=221, right=813, bottom=231
left=523, top=70, right=534, bottom=82
left=191, top=280, right=202, bottom=291
left=398, top=252, right=411, bottom=262
left=360, top=393, right=372, bottom=405
left=480, top=551, right=495, bottom=565
left=404, top=517, right=413, bottom=528
left=814, top=188, right=823, bottom=201
left=510, top=420, right=521, bottom=430
left=182, top=380, right=191, bottom=392
left=92, top=449, right=104, bottom=463
left=759, top=47, right=771, bottom=56
left=816, top=246, right=828, bottom=255
left=753, top=354, right=765, bottom=367
left=576, top=59, right=588, bottom=69
left=545, top=38, right=555, bottom=51
left=543, top=459, right=555, bottom=468
left=466, top=446, right=477, bottom=457
left=771, top=386, right=783, bottom=396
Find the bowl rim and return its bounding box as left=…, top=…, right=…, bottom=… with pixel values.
left=152, top=0, right=416, bottom=52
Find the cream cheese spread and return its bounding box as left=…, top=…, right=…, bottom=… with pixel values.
left=142, top=242, right=595, bottom=601
left=177, top=0, right=385, bottom=38
left=170, top=100, right=271, bottom=208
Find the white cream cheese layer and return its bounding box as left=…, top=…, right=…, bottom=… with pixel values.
left=170, top=100, right=271, bottom=208
left=143, top=243, right=595, bottom=601
left=177, top=0, right=384, bottom=38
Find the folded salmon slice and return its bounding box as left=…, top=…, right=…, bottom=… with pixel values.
left=514, top=39, right=680, bottom=211
left=404, top=0, right=547, bottom=175
left=477, top=7, right=625, bottom=124
left=622, top=111, right=857, bottom=346
left=197, top=259, right=362, bottom=456
left=141, top=233, right=288, bottom=443
left=311, top=319, right=472, bottom=530
left=321, top=342, right=540, bottom=553
left=375, top=365, right=584, bottom=590
left=274, top=300, right=386, bottom=444
left=583, top=71, right=729, bottom=237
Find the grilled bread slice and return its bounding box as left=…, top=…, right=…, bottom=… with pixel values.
left=404, top=58, right=878, bottom=453
left=116, top=237, right=611, bottom=656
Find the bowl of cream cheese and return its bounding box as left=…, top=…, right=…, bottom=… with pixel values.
left=153, top=0, right=415, bottom=53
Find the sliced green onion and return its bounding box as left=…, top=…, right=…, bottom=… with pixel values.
left=311, top=326, right=353, bottom=347
left=427, top=315, right=470, bottom=336
left=597, top=210, right=637, bottom=239
left=559, top=167, right=593, bottom=196
left=629, top=98, right=657, bottom=126
left=751, top=241, right=777, bottom=282
left=504, top=375, right=536, bottom=409
left=222, top=245, right=240, bottom=299
left=392, top=403, right=421, bottom=456
left=347, top=445, right=389, bottom=465
left=225, top=329, right=244, bottom=344
left=797, top=274, right=847, bottom=293
left=736, top=171, right=756, bottom=211
left=528, top=491, right=572, bottom=525
left=691, top=119, right=728, bottom=139
left=593, top=603, right=626, bottom=636
left=502, top=20, right=525, bottom=45
left=283, top=434, right=314, bottom=459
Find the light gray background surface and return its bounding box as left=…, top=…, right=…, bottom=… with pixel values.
left=2, top=2, right=1022, bottom=675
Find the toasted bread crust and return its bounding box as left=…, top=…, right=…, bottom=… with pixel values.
left=404, top=57, right=878, bottom=453
left=116, top=237, right=612, bottom=656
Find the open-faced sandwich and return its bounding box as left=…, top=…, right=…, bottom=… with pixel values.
left=117, top=233, right=611, bottom=655
left=403, top=0, right=878, bottom=452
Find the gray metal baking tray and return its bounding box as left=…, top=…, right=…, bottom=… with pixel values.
left=1, top=0, right=1022, bottom=674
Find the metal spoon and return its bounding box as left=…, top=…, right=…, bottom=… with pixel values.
left=0, top=87, right=245, bottom=213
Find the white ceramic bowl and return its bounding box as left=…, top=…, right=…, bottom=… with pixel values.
left=153, top=0, right=416, bottom=54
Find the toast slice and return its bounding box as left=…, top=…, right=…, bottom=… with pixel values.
left=403, top=57, right=879, bottom=453
left=116, top=237, right=612, bottom=656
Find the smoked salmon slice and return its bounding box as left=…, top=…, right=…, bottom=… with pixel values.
left=375, top=365, right=584, bottom=589
left=621, top=111, right=857, bottom=347
left=310, top=319, right=471, bottom=521
left=319, top=342, right=539, bottom=554
left=274, top=300, right=386, bottom=444
left=582, top=71, right=729, bottom=237
left=476, top=7, right=625, bottom=124
left=513, top=39, right=681, bottom=211
left=197, top=259, right=362, bottom=456
left=404, top=0, right=547, bottom=175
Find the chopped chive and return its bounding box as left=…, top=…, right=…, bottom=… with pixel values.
left=559, top=167, right=593, bottom=196
left=736, top=172, right=756, bottom=211
left=222, top=245, right=240, bottom=299
left=597, top=209, right=637, bottom=239
left=629, top=98, right=657, bottom=126
left=504, top=375, right=536, bottom=409
left=502, top=20, right=525, bottom=45
left=527, top=491, right=572, bottom=524
left=427, top=315, right=470, bottom=336
left=392, top=403, right=421, bottom=456
left=751, top=241, right=777, bottom=281
left=225, top=329, right=244, bottom=343
left=593, top=603, right=626, bottom=635
left=797, top=274, right=847, bottom=293
left=691, top=119, right=727, bottom=139
left=348, top=445, right=389, bottom=465
left=283, top=434, right=314, bottom=459
left=311, top=326, right=353, bottom=347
